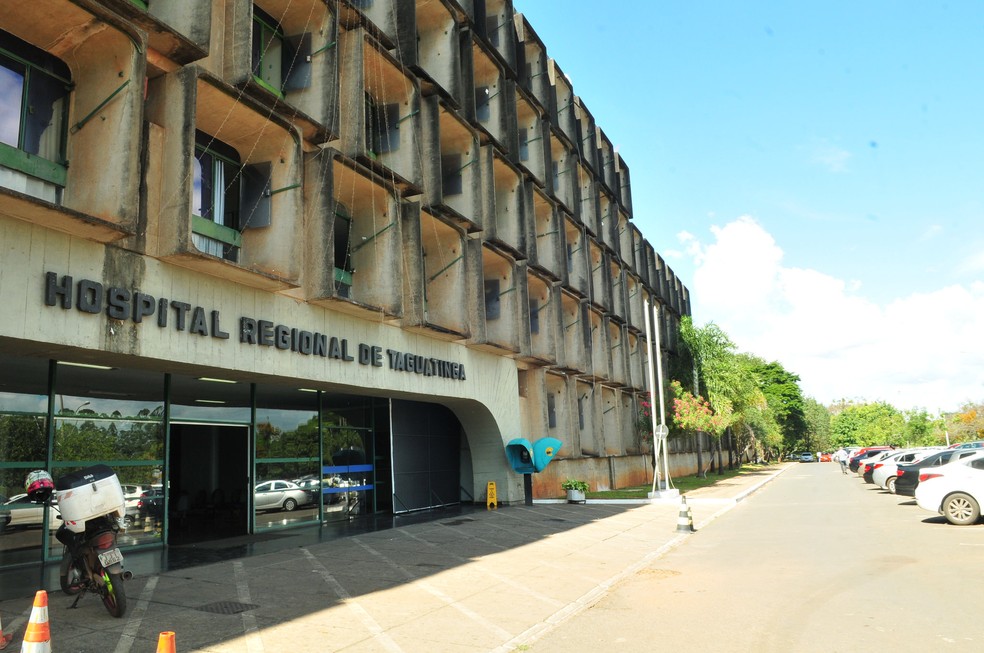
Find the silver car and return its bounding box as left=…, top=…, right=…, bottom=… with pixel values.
left=253, top=480, right=310, bottom=512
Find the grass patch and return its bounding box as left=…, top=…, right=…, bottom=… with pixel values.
left=585, top=463, right=780, bottom=499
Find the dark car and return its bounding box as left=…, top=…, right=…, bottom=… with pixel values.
left=137, top=488, right=164, bottom=520
left=894, top=449, right=982, bottom=497
left=849, top=447, right=893, bottom=473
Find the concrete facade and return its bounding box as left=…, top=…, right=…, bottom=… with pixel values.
left=0, top=0, right=691, bottom=514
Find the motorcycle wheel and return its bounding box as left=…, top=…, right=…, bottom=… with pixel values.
left=59, top=555, right=85, bottom=596
left=101, top=571, right=127, bottom=618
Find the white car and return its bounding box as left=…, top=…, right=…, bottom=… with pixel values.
left=858, top=449, right=898, bottom=478
left=798, top=452, right=815, bottom=463
left=254, top=480, right=311, bottom=512
left=915, top=450, right=984, bottom=525
left=122, top=484, right=151, bottom=523
left=0, top=494, right=60, bottom=531
left=872, top=448, right=944, bottom=492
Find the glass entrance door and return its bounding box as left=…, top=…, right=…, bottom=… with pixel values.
left=168, top=423, right=249, bottom=545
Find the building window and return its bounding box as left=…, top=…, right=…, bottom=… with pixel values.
left=192, top=132, right=243, bottom=261
left=547, top=393, right=556, bottom=429
left=529, top=299, right=540, bottom=334
left=365, top=93, right=400, bottom=155
left=333, top=203, right=354, bottom=298
left=0, top=30, right=71, bottom=202
left=577, top=396, right=585, bottom=430
left=441, top=154, right=463, bottom=196
left=485, top=16, right=500, bottom=47
left=475, top=86, right=491, bottom=122
left=251, top=6, right=312, bottom=97
left=518, top=128, right=529, bottom=162
left=191, top=129, right=272, bottom=262
left=252, top=6, right=285, bottom=94
left=484, top=279, right=501, bottom=321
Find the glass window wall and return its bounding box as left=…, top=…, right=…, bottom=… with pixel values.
left=254, top=386, right=319, bottom=530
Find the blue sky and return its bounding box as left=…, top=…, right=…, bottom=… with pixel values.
left=515, top=1, right=984, bottom=413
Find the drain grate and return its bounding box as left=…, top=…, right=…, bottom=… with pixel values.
left=196, top=601, right=259, bottom=615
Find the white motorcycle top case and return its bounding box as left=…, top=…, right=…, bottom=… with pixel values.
left=55, top=464, right=126, bottom=533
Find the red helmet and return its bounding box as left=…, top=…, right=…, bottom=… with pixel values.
left=25, top=470, right=54, bottom=503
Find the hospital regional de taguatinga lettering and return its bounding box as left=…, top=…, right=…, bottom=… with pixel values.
left=42, top=273, right=466, bottom=380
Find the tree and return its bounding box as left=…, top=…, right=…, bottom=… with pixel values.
left=829, top=402, right=905, bottom=448
left=948, top=402, right=984, bottom=444
left=903, top=409, right=945, bottom=447
left=749, top=360, right=808, bottom=458
left=677, top=317, right=739, bottom=475
left=802, top=398, right=832, bottom=454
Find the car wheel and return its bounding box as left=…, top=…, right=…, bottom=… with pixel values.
left=942, top=493, right=981, bottom=526
left=283, top=498, right=297, bottom=512
left=886, top=477, right=897, bottom=494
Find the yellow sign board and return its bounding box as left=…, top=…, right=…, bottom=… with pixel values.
left=486, top=481, right=497, bottom=510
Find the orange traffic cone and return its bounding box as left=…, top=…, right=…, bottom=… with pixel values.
left=20, top=590, right=50, bottom=653
left=0, top=608, right=12, bottom=650
left=156, top=631, right=176, bottom=653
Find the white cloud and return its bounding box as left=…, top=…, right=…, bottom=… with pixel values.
left=810, top=142, right=852, bottom=173
left=683, top=216, right=984, bottom=414
left=959, top=249, right=984, bottom=275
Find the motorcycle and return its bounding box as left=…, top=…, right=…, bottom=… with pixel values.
left=26, top=466, right=132, bottom=618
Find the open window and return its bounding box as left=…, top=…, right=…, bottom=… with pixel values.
left=365, top=93, right=400, bottom=155
left=332, top=202, right=354, bottom=297
left=0, top=30, right=71, bottom=202
left=191, top=131, right=272, bottom=263
left=250, top=3, right=317, bottom=97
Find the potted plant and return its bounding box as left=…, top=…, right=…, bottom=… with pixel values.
left=561, top=479, right=589, bottom=503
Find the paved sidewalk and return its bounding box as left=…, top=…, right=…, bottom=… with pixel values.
left=0, top=463, right=793, bottom=652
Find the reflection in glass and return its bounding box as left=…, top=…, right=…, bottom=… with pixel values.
left=53, top=419, right=164, bottom=465
left=0, top=58, right=24, bottom=148
left=0, top=356, right=49, bottom=567
left=169, top=375, right=251, bottom=423
left=254, top=386, right=319, bottom=530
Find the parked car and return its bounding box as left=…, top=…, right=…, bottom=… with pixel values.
left=819, top=452, right=833, bottom=462
left=848, top=447, right=894, bottom=473
left=799, top=452, right=815, bottom=463
left=0, top=493, right=59, bottom=531
left=873, top=448, right=944, bottom=492
left=136, top=487, right=165, bottom=521
left=894, top=449, right=982, bottom=497
left=948, top=440, right=984, bottom=450
left=294, top=478, right=322, bottom=503
left=915, top=451, right=984, bottom=525
left=861, top=449, right=902, bottom=483
left=254, top=480, right=311, bottom=512
left=122, top=484, right=151, bottom=524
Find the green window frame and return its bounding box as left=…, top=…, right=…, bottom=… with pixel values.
left=192, top=132, right=243, bottom=260
left=0, top=30, right=71, bottom=190
left=252, top=6, right=285, bottom=96
left=333, top=204, right=354, bottom=297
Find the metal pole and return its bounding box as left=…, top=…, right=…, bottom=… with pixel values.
left=523, top=473, right=533, bottom=506
left=652, top=304, right=671, bottom=489
left=643, top=300, right=660, bottom=494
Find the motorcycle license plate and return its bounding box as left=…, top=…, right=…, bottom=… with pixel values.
left=98, top=548, right=123, bottom=567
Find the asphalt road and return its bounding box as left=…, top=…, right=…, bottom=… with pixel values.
left=529, top=462, right=984, bottom=652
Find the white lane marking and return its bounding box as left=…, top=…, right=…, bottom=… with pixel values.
left=113, top=575, right=159, bottom=653
left=354, top=537, right=514, bottom=641
left=489, top=532, right=694, bottom=653
left=301, top=548, right=403, bottom=653
left=398, top=528, right=564, bottom=608
left=233, top=561, right=264, bottom=653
